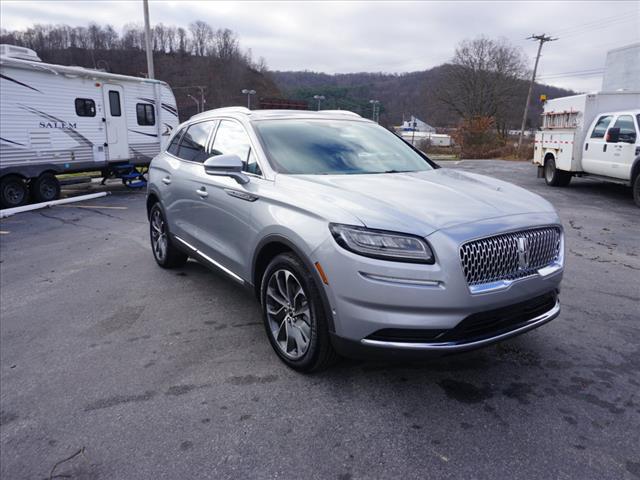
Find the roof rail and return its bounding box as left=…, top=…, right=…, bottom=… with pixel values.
left=318, top=110, right=361, bottom=117
left=190, top=106, right=251, bottom=121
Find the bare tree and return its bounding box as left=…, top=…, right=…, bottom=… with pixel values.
left=213, top=28, right=239, bottom=62
left=189, top=20, right=212, bottom=56
left=438, top=36, right=528, bottom=136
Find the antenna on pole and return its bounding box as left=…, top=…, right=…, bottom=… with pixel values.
left=517, top=33, right=557, bottom=155
left=143, top=0, right=155, bottom=79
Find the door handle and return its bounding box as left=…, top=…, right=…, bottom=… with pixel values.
left=162, top=177, right=171, bottom=185
left=603, top=144, right=607, bottom=152
left=196, top=187, right=208, bottom=198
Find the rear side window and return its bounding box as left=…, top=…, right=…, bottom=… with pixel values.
left=590, top=115, right=613, bottom=139
left=75, top=98, right=96, bottom=117
left=136, top=104, right=155, bottom=126
left=176, top=121, right=215, bottom=162
left=108, top=91, right=121, bottom=117
left=612, top=115, right=637, bottom=142
left=167, top=128, right=184, bottom=155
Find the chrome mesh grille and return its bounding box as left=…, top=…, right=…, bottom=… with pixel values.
left=460, top=227, right=562, bottom=286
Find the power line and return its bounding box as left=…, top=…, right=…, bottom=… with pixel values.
left=518, top=34, right=557, bottom=154
left=549, top=10, right=639, bottom=36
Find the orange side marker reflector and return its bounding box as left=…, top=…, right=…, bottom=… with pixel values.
left=315, top=262, right=329, bottom=285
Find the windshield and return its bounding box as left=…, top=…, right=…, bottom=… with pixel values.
left=254, top=119, right=435, bottom=175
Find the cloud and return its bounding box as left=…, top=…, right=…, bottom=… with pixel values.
left=1, top=0, right=638, bottom=91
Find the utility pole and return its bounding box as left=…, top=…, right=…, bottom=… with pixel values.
left=142, top=0, right=155, bottom=79
left=518, top=34, right=556, bottom=154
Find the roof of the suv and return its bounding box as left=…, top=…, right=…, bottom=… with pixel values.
left=189, top=107, right=367, bottom=123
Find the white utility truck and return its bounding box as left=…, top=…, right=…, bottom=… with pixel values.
left=0, top=44, right=179, bottom=208
left=532, top=91, right=640, bottom=206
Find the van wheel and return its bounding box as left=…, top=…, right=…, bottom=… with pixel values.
left=544, top=158, right=571, bottom=187
left=32, top=173, right=60, bottom=203
left=260, top=252, right=338, bottom=372
left=149, top=203, right=188, bottom=268
left=0, top=175, right=29, bottom=209
left=633, top=174, right=640, bottom=207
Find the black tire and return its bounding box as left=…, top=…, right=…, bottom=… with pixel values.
left=544, top=158, right=571, bottom=187
left=633, top=173, right=640, bottom=208
left=0, top=175, right=29, bottom=209
left=260, top=252, right=338, bottom=372
left=31, top=173, right=60, bottom=203
left=149, top=203, right=188, bottom=268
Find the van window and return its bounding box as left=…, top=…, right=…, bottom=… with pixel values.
left=612, top=115, right=637, bottom=142
left=212, top=120, right=262, bottom=175
left=176, top=121, right=215, bottom=162
left=167, top=128, right=184, bottom=156
left=590, top=115, right=613, bottom=139
left=75, top=98, right=96, bottom=117
left=136, top=104, right=155, bottom=126
left=108, top=91, right=121, bottom=117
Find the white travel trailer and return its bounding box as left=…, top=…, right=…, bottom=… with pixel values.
left=0, top=44, right=179, bottom=208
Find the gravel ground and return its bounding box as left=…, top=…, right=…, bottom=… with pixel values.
left=1, top=160, right=638, bottom=480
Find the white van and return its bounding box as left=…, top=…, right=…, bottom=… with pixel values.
left=0, top=44, right=179, bottom=208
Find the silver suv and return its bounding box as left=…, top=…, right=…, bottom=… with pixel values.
left=147, top=108, right=564, bottom=372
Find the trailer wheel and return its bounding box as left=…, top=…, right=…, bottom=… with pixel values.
left=32, top=173, right=60, bottom=203
left=0, top=175, right=29, bottom=209
left=633, top=174, right=640, bottom=208
left=544, top=157, right=571, bottom=187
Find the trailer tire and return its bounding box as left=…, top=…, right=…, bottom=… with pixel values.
left=32, top=173, right=60, bottom=203
left=149, top=203, right=188, bottom=268
left=544, top=157, right=571, bottom=187
left=0, top=175, right=29, bottom=209
left=633, top=173, right=640, bottom=208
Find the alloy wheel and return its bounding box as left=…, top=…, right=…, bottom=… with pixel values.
left=150, top=209, right=168, bottom=262
left=265, top=269, right=312, bottom=359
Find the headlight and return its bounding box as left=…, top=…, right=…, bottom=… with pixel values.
left=329, top=223, right=434, bottom=263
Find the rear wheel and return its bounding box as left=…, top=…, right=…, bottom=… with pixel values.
left=0, top=175, right=29, bottom=209
left=633, top=174, right=640, bottom=207
left=149, top=203, right=188, bottom=268
left=32, top=173, right=60, bottom=203
left=544, top=158, right=571, bottom=187
left=260, top=252, right=338, bottom=372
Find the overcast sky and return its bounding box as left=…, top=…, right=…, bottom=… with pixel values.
left=1, top=0, right=638, bottom=92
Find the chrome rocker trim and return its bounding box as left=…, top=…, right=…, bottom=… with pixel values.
left=173, top=235, right=245, bottom=284
left=360, top=298, right=560, bottom=352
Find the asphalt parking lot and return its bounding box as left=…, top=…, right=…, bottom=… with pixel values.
left=1, top=160, right=639, bottom=480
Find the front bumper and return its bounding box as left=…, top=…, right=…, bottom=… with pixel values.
left=313, top=213, right=564, bottom=357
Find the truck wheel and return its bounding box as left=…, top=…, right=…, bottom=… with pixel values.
left=0, top=175, right=29, bottom=209
left=32, top=173, right=60, bottom=203
left=544, top=158, right=571, bottom=187
left=633, top=174, right=640, bottom=208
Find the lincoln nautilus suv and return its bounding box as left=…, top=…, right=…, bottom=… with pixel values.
left=146, top=107, right=564, bottom=372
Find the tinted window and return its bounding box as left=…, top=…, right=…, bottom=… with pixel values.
left=75, top=98, right=96, bottom=117
left=136, top=104, right=155, bottom=126
left=212, top=120, right=261, bottom=175
left=254, top=120, right=434, bottom=175
left=590, top=115, right=612, bottom=139
left=108, top=90, right=121, bottom=117
left=167, top=128, right=184, bottom=155
left=612, top=115, right=637, bottom=142
left=177, top=121, right=215, bottom=162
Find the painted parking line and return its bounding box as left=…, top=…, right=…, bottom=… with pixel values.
left=0, top=231, right=9, bottom=235
left=55, top=205, right=129, bottom=210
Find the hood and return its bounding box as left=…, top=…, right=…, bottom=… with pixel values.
left=278, top=168, right=555, bottom=235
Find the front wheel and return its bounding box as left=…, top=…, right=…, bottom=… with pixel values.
left=633, top=174, right=640, bottom=208
left=544, top=158, right=571, bottom=187
left=0, top=175, right=29, bottom=209
left=260, top=252, right=338, bottom=372
left=149, top=203, right=188, bottom=268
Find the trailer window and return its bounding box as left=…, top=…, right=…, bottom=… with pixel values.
left=108, top=91, right=121, bottom=117
left=177, top=121, right=215, bottom=163
left=75, top=98, right=96, bottom=117
left=590, top=115, right=613, bottom=139
left=136, top=104, right=155, bottom=126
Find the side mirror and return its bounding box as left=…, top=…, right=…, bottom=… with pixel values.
left=203, top=154, right=249, bottom=185
left=605, top=127, right=620, bottom=143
